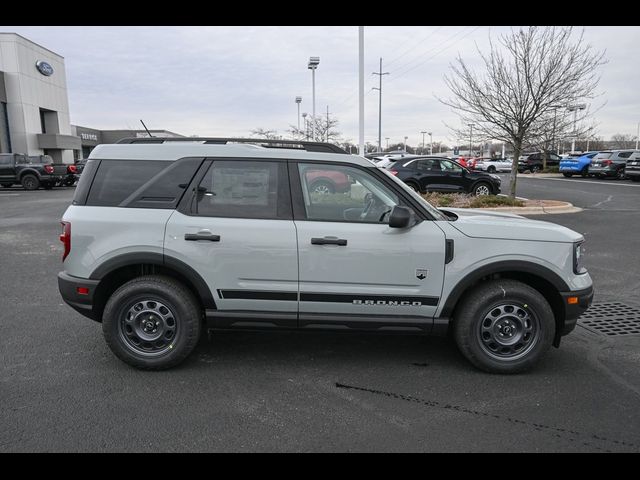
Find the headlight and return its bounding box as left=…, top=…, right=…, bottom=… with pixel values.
left=574, top=241, right=587, bottom=274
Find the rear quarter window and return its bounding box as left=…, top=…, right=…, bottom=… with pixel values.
left=85, top=160, right=167, bottom=206
left=595, top=152, right=613, bottom=160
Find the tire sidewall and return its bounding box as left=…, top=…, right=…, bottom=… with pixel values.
left=454, top=281, right=555, bottom=373
left=22, top=174, right=39, bottom=190
left=472, top=182, right=491, bottom=196
left=102, top=277, right=201, bottom=369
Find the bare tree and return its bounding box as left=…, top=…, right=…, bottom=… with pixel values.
left=250, top=128, right=280, bottom=140
left=610, top=133, right=637, bottom=149
left=440, top=26, right=606, bottom=197
left=288, top=114, right=341, bottom=143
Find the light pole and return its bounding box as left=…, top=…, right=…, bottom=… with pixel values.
left=468, top=124, right=474, bottom=158
left=428, top=132, right=433, bottom=155
left=385, top=137, right=390, bottom=151
left=358, top=27, right=365, bottom=156
left=295, top=97, right=302, bottom=130
left=308, top=57, right=320, bottom=140
left=636, top=122, right=639, bottom=150
left=420, top=131, right=427, bottom=154
left=404, top=136, right=408, bottom=152
left=372, top=58, right=389, bottom=153
left=302, top=112, right=308, bottom=140
left=567, top=104, right=586, bottom=153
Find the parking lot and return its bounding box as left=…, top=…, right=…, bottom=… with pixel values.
left=1, top=177, right=640, bottom=452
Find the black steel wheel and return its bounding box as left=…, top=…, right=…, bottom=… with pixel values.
left=102, top=275, right=202, bottom=370
left=453, top=279, right=555, bottom=373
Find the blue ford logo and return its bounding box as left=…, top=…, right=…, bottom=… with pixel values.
left=35, top=60, right=54, bottom=76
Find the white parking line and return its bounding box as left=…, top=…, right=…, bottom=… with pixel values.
left=521, top=177, right=640, bottom=188
left=0, top=193, right=21, bottom=196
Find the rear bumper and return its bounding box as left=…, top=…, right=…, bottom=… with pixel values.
left=589, top=167, right=617, bottom=176
left=559, top=285, right=594, bottom=336
left=58, top=271, right=100, bottom=321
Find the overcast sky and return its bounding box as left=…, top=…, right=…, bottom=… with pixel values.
left=3, top=26, right=639, bottom=147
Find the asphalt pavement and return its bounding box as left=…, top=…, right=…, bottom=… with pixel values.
left=1, top=179, right=639, bottom=452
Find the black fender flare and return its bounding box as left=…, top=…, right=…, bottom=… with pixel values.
left=19, top=169, right=42, bottom=180
left=90, top=252, right=216, bottom=309
left=439, top=260, right=570, bottom=318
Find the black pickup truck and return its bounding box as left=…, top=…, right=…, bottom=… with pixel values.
left=0, top=153, right=65, bottom=190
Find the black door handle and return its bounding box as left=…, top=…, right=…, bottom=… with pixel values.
left=311, top=237, right=347, bottom=246
left=185, top=233, right=221, bottom=242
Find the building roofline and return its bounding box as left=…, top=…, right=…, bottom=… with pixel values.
left=0, top=32, right=64, bottom=59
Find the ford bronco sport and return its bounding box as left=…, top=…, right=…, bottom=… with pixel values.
left=58, top=138, right=593, bottom=373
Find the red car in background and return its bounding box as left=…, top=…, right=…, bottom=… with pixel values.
left=304, top=169, right=352, bottom=194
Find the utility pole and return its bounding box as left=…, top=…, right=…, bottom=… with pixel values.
left=358, top=27, right=365, bottom=156
left=420, top=131, right=427, bottom=154
left=372, top=58, right=389, bottom=153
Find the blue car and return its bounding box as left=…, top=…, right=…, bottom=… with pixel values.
left=559, top=151, right=598, bottom=177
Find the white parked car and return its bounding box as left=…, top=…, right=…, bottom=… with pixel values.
left=473, top=157, right=513, bottom=173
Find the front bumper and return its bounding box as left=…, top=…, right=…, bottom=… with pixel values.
left=559, top=285, right=594, bottom=336
left=58, top=271, right=100, bottom=321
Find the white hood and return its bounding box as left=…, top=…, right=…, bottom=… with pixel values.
left=441, top=208, right=584, bottom=243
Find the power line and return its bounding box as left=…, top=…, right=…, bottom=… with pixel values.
left=385, top=26, right=444, bottom=67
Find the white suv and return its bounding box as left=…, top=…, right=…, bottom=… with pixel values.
left=58, top=138, right=593, bottom=373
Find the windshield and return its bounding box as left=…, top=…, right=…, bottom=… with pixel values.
left=379, top=168, right=448, bottom=221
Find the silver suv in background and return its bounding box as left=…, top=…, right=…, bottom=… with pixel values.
left=625, top=151, right=640, bottom=182
left=57, top=138, right=593, bottom=373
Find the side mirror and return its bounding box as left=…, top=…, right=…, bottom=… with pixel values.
left=389, top=206, right=415, bottom=229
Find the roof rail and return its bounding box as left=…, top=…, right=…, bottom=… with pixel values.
left=115, top=137, right=349, bottom=154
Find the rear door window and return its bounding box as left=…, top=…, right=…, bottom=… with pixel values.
left=594, top=152, right=613, bottom=160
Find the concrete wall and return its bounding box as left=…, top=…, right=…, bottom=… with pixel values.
left=0, top=33, right=74, bottom=163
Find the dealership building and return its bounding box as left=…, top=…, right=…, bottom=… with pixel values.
left=1, top=33, right=183, bottom=163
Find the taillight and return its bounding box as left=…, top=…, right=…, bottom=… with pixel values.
left=389, top=170, right=399, bottom=176
left=602, top=160, right=613, bottom=166
left=68, top=164, right=77, bottom=173
left=60, top=222, right=70, bottom=261
left=44, top=165, right=54, bottom=174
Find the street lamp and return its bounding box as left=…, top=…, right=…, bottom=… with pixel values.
left=420, top=131, right=427, bottom=155
left=428, top=132, right=433, bottom=155
left=567, top=104, right=586, bottom=153
left=468, top=124, right=474, bottom=158
left=385, top=137, right=390, bottom=151
left=308, top=57, right=320, bottom=140
left=404, top=136, right=408, bottom=152
left=636, top=121, right=639, bottom=150
left=295, top=96, right=302, bottom=130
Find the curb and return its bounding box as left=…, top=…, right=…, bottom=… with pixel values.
left=519, top=173, right=562, bottom=178
left=479, top=201, right=581, bottom=215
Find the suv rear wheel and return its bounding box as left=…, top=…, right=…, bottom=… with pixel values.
left=102, top=275, right=202, bottom=370
left=453, top=279, right=554, bottom=373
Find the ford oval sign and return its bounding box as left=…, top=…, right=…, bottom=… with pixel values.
left=35, top=60, right=54, bottom=76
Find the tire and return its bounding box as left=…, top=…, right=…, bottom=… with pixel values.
left=562, top=172, right=573, bottom=178
left=43, top=182, right=53, bottom=190
left=310, top=180, right=335, bottom=195
left=63, top=178, right=75, bottom=187
left=580, top=166, right=589, bottom=178
left=406, top=181, right=421, bottom=193
left=487, top=166, right=496, bottom=173
left=453, top=279, right=555, bottom=374
left=631, top=176, right=640, bottom=182
left=1, top=183, right=12, bottom=188
left=530, top=165, right=540, bottom=174
left=102, top=275, right=202, bottom=370
left=616, top=167, right=626, bottom=180
left=472, top=182, right=491, bottom=196
left=21, top=174, right=40, bottom=191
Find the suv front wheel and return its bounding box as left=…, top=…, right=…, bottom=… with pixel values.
left=102, top=275, right=202, bottom=370
left=453, top=279, right=555, bottom=373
